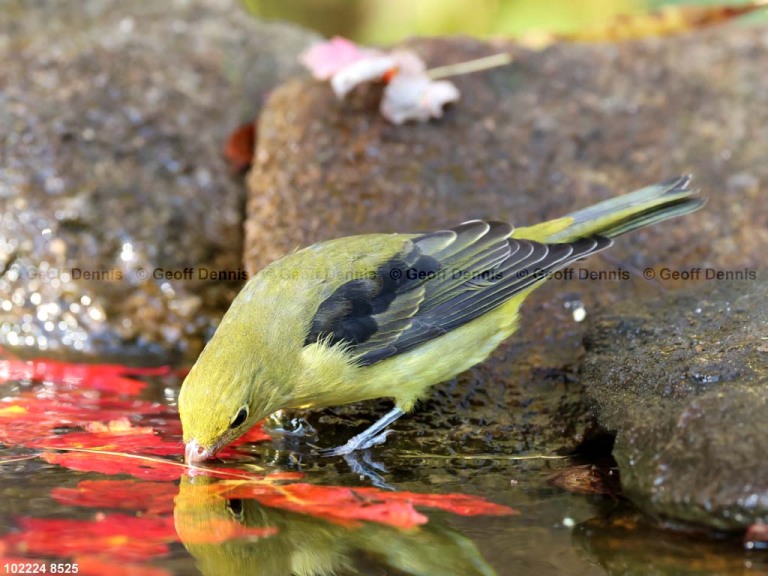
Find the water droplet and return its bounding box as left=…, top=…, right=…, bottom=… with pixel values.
left=88, top=307, right=105, bottom=322
left=120, top=242, right=135, bottom=262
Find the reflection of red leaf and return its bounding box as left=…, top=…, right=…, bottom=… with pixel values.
left=74, top=555, right=172, bottom=576
left=52, top=480, right=178, bottom=515
left=353, top=488, right=519, bottom=517
left=2, top=515, right=177, bottom=561
left=2, top=354, right=517, bottom=565
left=0, top=358, right=170, bottom=394
left=224, top=122, right=256, bottom=174
left=225, top=482, right=516, bottom=529
left=176, top=518, right=277, bottom=545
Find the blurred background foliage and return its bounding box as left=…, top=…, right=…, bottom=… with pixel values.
left=242, top=0, right=766, bottom=43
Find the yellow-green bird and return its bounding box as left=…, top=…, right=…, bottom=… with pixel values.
left=180, top=176, right=703, bottom=463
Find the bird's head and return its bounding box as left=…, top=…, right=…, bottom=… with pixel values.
left=178, top=330, right=284, bottom=464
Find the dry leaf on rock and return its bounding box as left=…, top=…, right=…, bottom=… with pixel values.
left=380, top=75, right=460, bottom=124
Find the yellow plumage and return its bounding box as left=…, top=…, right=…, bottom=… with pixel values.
left=179, top=176, right=703, bottom=462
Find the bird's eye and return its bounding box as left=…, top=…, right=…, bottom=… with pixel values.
left=230, top=406, right=248, bottom=429
left=227, top=498, right=244, bottom=521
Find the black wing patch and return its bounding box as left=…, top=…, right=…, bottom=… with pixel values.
left=304, top=250, right=440, bottom=347
left=304, top=220, right=611, bottom=365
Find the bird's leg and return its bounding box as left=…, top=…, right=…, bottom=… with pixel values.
left=343, top=452, right=393, bottom=490
left=319, top=407, right=405, bottom=457
left=267, top=411, right=315, bottom=438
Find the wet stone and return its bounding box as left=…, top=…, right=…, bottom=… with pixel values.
left=574, top=509, right=765, bottom=575
left=583, top=277, right=768, bottom=530
left=246, top=31, right=768, bottom=455
left=0, top=0, right=319, bottom=360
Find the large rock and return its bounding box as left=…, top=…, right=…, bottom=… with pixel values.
left=583, top=277, right=768, bottom=530
left=244, top=29, right=767, bottom=455
left=0, top=0, right=319, bottom=360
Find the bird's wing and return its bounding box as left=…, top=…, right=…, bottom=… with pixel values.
left=304, top=220, right=611, bottom=366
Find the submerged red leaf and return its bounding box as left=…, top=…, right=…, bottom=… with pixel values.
left=0, top=390, right=176, bottom=452
left=42, top=451, right=185, bottom=482
left=52, top=480, right=178, bottom=515
left=2, top=354, right=516, bottom=569
left=230, top=421, right=271, bottom=445
left=74, top=555, right=172, bottom=576
left=0, top=355, right=193, bottom=470
left=34, top=429, right=181, bottom=456
left=84, top=417, right=154, bottom=434
left=1, top=515, right=177, bottom=561
left=0, top=358, right=170, bottom=394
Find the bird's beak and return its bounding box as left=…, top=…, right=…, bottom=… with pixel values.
left=185, top=438, right=214, bottom=464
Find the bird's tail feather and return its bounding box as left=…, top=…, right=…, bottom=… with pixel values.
left=544, top=175, right=704, bottom=243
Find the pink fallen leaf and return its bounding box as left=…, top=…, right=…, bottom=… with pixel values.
left=301, top=36, right=433, bottom=104
left=300, top=36, right=383, bottom=81
left=330, top=54, right=397, bottom=98
left=299, top=37, right=511, bottom=125
left=380, top=75, right=460, bottom=124
left=389, top=50, right=427, bottom=76
left=330, top=50, right=428, bottom=99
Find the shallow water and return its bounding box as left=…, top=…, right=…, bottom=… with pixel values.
left=0, top=366, right=764, bottom=576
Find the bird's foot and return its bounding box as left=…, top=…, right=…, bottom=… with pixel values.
left=317, top=429, right=394, bottom=457
left=270, top=417, right=315, bottom=438
left=343, top=452, right=393, bottom=490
